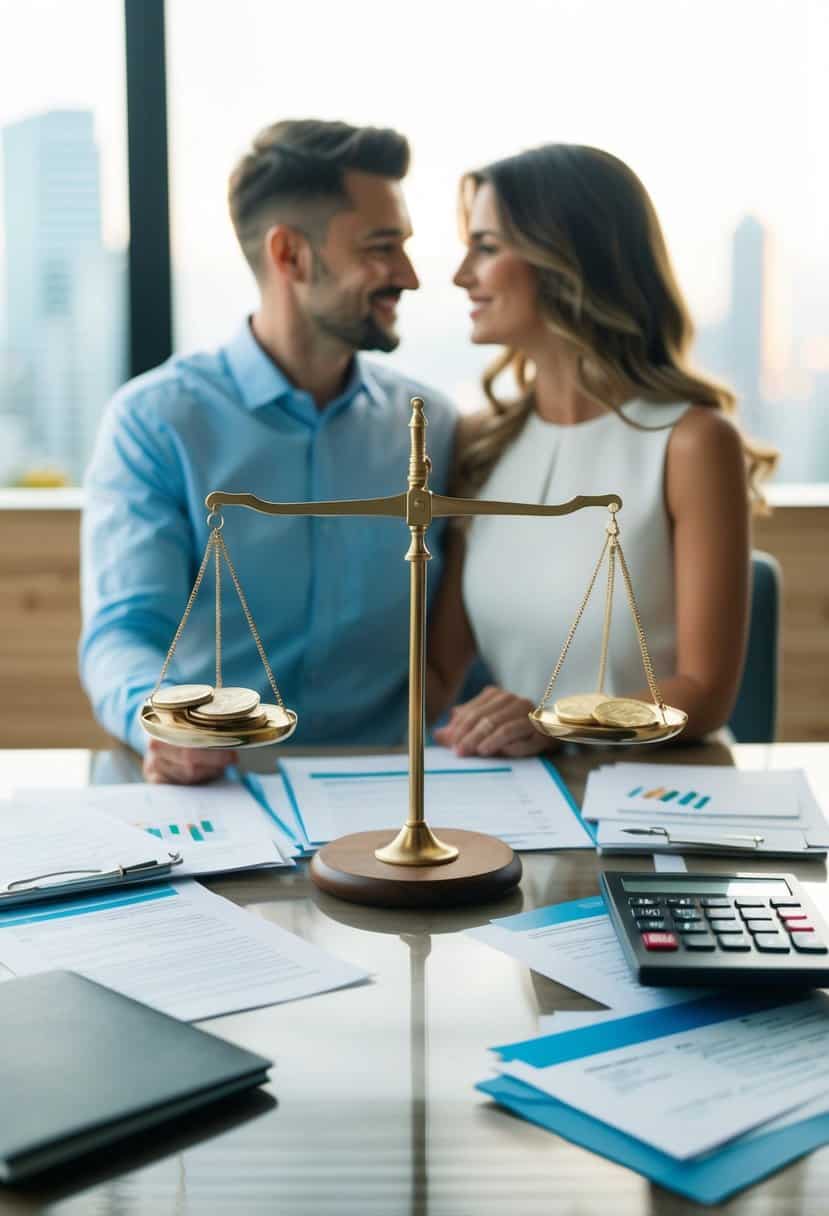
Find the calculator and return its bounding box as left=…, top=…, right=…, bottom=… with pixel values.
left=600, top=871, right=829, bottom=987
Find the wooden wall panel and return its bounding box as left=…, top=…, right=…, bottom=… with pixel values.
left=0, top=511, right=111, bottom=749
left=755, top=507, right=829, bottom=742
left=0, top=507, right=826, bottom=747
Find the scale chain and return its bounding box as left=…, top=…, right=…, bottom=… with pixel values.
left=536, top=505, right=667, bottom=721
left=151, top=525, right=287, bottom=711
left=536, top=532, right=611, bottom=712
left=215, top=532, right=286, bottom=710
left=151, top=529, right=218, bottom=698
left=614, top=537, right=668, bottom=721
left=596, top=537, right=616, bottom=695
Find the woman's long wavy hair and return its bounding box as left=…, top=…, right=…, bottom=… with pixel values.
left=456, top=145, right=777, bottom=510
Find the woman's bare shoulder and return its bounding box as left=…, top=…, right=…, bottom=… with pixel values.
left=669, top=404, right=742, bottom=458
left=666, top=406, right=746, bottom=507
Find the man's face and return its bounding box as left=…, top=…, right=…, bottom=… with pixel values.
left=305, top=170, right=419, bottom=352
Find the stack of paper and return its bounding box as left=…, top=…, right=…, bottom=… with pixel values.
left=0, top=779, right=369, bottom=1022
left=12, top=777, right=296, bottom=877
left=482, top=994, right=829, bottom=1203
left=467, top=895, right=707, bottom=1014
left=472, top=895, right=829, bottom=1200
left=0, top=879, right=368, bottom=1020
left=271, top=748, right=592, bottom=852
left=581, top=763, right=829, bottom=857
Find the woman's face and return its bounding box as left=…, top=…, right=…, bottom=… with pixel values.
left=453, top=182, right=541, bottom=347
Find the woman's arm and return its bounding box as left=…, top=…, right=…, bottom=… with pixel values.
left=629, top=405, right=750, bottom=737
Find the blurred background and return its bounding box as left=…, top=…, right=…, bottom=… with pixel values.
left=0, top=0, right=826, bottom=744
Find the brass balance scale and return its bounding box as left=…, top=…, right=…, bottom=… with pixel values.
left=142, top=398, right=687, bottom=908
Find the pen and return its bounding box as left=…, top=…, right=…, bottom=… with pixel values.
left=621, top=826, right=765, bottom=846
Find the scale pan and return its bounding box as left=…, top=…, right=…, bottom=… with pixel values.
left=529, top=704, right=687, bottom=747
left=141, top=702, right=298, bottom=749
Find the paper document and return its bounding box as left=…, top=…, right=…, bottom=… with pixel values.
left=468, top=896, right=703, bottom=1013
left=15, top=780, right=293, bottom=878
left=244, top=773, right=308, bottom=857
left=279, top=749, right=591, bottom=851
left=0, top=801, right=171, bottom=892
left=0, top=880, right=368, bottom=1020
left=498, top=994, right=829, bottom=1159
left=582, top=764, right=829, bottom=856
left=585, top=766, right=802, bottom=821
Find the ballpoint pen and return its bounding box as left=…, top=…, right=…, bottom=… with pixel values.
left=621, top=826, right=765, bottom=847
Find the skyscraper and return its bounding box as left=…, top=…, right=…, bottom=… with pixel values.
left=2, top=109, right=124, bottom=480
left=729, top=216, right=767, bottom=423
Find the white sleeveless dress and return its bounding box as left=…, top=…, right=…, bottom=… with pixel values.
left=462, top=400, right=690, bottom=704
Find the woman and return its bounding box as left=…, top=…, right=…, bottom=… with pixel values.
left=429, top=144, right=775, bottom=756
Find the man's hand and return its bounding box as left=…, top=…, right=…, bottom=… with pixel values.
left=432, top=685, right=550, bottom=757
left=143, top=738, right=238, bottom=784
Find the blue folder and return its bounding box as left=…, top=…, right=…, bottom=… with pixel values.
left=477, top=1074, right=829, bottom=1206
left=480, top=994, right=829, bottom=1204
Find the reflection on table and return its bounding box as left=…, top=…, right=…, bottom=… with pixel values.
left=0, top=740, right=827, bottom=1215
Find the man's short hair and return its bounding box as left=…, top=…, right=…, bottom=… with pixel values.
left=228, top=119, right=410, bottom=278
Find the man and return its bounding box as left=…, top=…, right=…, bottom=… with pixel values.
left=80, top=120, right=455, bottom=783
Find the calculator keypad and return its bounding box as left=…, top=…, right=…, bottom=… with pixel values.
left=625, top=892, right=829, bottom=955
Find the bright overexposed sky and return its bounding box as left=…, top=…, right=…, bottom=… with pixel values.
left=1, top=0, right=827, bottom=401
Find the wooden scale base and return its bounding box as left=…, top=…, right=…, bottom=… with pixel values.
left=310, top=830, right=522, bottom=909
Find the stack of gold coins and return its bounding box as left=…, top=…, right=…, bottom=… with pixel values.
left=150, top=684, right=214, bottom=726
left=148, top=684, right=296, bottom=742
left=185, top=687, right=267, bottom=731
left=554, top=693, right=659, bottom=729
left=592, top=698, right=659, bottom=728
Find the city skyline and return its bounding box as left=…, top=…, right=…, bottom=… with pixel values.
left=1, top=110, right=126, bottom=482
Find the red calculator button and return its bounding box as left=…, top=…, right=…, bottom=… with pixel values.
left=642, top=932, right=679, bottom=951
left=779, top=912, right=809, bottom=924
left=786, top=922, right=814, bottom=933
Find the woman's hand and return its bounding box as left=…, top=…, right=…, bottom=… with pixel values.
left=432, top=685, right=549, bottom=757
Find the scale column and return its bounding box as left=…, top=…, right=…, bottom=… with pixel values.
left=375, top=399, right=459, bottom=867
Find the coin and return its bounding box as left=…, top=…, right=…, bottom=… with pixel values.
left=186, top=687, right=261, bottom=721
left=151, top=684, right=214, bottom=711
left=592, top=698, right=659, bottom=728
left=186, top=705, right=268, bottom=730
left=554, top=693, right=611, bottom=725
left=261, top=705, right=295, bottom=730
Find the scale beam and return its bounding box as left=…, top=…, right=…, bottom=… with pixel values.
left=431, top=492, right=622, bottom=519
left=205, top=491, right=407, bottom=519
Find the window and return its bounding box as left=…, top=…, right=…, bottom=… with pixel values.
left=0, top=0, right=128, bottom=486
left=165, top=0, right=827, bottom=482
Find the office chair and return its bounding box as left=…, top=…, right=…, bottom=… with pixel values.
left=728, top=550, right=781, bottom=743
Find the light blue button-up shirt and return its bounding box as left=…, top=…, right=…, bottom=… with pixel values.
left=80, top=321, right=456, bottom=753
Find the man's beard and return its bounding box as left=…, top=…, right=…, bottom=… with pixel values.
left=311, top=293, right=401, bottom=352
left=307, top=250, right=401, bottom=351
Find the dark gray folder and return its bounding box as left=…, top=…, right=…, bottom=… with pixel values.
left=0, top=970, right=272, bottom=1181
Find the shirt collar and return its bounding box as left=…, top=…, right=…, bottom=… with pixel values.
left=224, top=319, right=384, bottom=413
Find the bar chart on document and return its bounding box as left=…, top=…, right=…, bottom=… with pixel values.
left=586, top=765, right=804, bottom=822
left=141, top=816, right=227, bottom=844
left=626, top=783, right=710, bottom=807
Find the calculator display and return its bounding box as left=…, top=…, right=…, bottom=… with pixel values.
left=621, top=878, right=792, bottom=897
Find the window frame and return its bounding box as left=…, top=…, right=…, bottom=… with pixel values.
left=124, top=0, right=172, bottom=376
